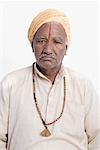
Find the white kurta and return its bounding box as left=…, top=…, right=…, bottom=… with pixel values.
left=0, top=63, right=99, bottom=150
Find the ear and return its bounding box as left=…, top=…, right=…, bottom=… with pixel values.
left=31, top=40, right=34, bottom=52
left=65, top=45, right=68, bottom=55
left=66, top=45, right=68, bottom=50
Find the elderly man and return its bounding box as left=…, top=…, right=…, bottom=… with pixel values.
left=0, top=9, right=99, bottom=150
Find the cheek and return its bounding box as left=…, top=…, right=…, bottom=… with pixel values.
left=34, top=45, right=43, bottom=57
left=34, top=48, right=40, bottom=59
left=34, top=50, right=40, bottom=59
left=56, top=46, right=66, bottom=59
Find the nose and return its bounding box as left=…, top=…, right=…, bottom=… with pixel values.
left=43, top=41, right=53, bottom=55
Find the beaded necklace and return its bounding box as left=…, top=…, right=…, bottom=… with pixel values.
left=32, top=63, right=67, bottom=137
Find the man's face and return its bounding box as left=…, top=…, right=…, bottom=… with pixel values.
left=33, top=22, right=67, bottom=70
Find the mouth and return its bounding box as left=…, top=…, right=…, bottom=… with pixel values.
left=39, top=56, right=55, bottom=61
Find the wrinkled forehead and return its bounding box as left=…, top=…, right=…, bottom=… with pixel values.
left=34, top=21, right=67, bottom=39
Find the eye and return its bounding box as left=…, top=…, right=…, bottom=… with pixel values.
left=54, top=39, right=63, bottom=44
left=36, top=38, right=47, bottom=45
left=55, top=41, right=62, bottom=44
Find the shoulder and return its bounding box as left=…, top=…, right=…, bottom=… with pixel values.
left=65, top=67, right=88, bottom=82
left=64, top=67, right=94, bottom=92
left=0, top=65, right=32, bottom=88
left=64, top=67, right=99, bottom=105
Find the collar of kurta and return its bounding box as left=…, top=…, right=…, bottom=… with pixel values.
left=33, top=62, right=67, bottom=83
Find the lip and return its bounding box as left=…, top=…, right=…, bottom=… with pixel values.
left=40, top=56, right=55, bottom=61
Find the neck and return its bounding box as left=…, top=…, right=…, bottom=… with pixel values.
left=36, top=63, right=61, bottom=83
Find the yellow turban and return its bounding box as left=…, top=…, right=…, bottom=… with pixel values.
left=28, top=9, right=71, bottom=47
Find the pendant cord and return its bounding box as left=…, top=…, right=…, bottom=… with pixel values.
left=32, top=63, right=67, bottom=130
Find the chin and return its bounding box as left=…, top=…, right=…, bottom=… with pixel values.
left=39, top=61, right=56, bottom=70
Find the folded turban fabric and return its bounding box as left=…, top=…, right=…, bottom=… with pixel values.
left=28, top=9, right=71, bottom=47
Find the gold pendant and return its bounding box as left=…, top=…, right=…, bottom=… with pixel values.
left=40, top=129, right=51, bottom=137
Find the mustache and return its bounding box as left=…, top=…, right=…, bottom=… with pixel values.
left=39, top=54, right=56, bottom=60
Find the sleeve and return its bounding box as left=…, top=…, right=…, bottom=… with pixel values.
left=84, top=80, right=100, bottom=149
left=0, top=78, right=10, bottom=150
